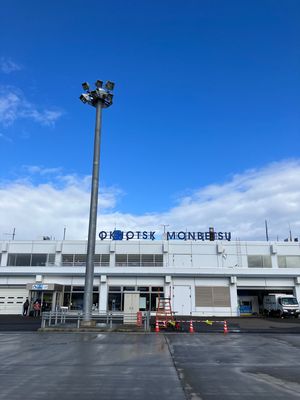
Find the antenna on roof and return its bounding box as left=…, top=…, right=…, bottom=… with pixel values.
left=265, top=220, right=269, bottom=241
left=3, top=227, right=16, bottom=240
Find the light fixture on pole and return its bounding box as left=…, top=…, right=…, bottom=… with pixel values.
left=79, top=80, right=115, bottom=326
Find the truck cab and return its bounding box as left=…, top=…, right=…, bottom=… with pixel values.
left=263, top=294, right=300, bottom=318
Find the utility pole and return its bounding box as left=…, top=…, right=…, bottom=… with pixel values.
left=79, top=80, right=114, bottom=326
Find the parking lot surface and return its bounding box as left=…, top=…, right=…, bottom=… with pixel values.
left=0, top=333, right=185, bottom=400
left=167, top=333, right=300, bottom=399
left=0, top=332, right=300, bottom=399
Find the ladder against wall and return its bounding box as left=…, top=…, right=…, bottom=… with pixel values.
left=155, top=296, right=174, bottom=328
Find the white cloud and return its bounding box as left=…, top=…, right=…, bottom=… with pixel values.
left=1, top=160, right=300, bottom=241
left=0, top=85, right=63, bottom=127
left=22, top=165, right=63, bottom=176
left=0, top=57, right=22, bottom=74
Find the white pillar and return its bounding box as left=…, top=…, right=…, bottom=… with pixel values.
left=229, top=277, right=239, bottom=316
left=293, top=279, right=300, bottom=302
left=99, top=275, right=108, bottom=312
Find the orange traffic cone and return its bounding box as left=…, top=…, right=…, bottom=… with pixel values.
left=155, top=320, right=160, bottom=333
left=223, top=320, right=228, bottom=334
left=189, top=319, right=194, bottom=333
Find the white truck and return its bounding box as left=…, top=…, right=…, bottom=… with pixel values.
left=263, top=293, right=300, bottom=318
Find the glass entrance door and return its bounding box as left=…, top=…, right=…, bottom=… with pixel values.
left=29, top=291, right=53, bottom=312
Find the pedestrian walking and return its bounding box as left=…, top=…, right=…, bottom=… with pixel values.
left=23, top=298, right=29, bottom=316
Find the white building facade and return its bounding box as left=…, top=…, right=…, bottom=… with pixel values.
left=1, top=238, right=300, bottom=316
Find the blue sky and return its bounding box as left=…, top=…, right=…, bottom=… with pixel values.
left=0, top=1, right=300, bottom=240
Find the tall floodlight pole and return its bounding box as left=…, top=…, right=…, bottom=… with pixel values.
left=79, top=80, right=115, bottom=325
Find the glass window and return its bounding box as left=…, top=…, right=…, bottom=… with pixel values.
left=138, top=287, right=149, bottom=292
left=150, top=293, right=160, bottom=311
left=94, top=254, right=101, bottom=262
left=101, top=254, right=110, bottom=264
left=72, top=286, right=84, bottom=292
left=31, top=254, right=47, bottom=266
left=151, top=287, right=164, bottom=292
left=7, top=254, right=17, bottom=266
left=154, top=254, right=163, bottom=266
left=139, top=293, right=150, bottom=311
left=16, top=254, right=31, bottom=266
left=70, top=293, right=84, bottom=310
left=116, top=255, right=127, bottom=266
left=248, top=255, right=272, bottom=268
left=74, top=254, right=86, bottom=265
left=62, top=254, right=74, bottom=265
left=108, top=293, right=122, bottom=311
left=141, top=254, right=154, bottom=266
left=48, top=254, right=56, bottom=264
left=123, top=286, right=135, bottom=291
left=278, top=256, right=300, bottom=268
left=128, top=254, right=140, bottom=266
left=109, top=286, right=121, bottom=292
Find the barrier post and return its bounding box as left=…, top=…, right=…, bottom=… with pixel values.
left=136, top=311, right=143, bottom=327
left=223, top=320, right=228, bottom=334
left=155, top=320, right=160, bottom=333
left=189, top=319, right=195, bottom=333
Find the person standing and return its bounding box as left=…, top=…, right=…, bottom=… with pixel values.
left=23, top=298, right=29, bottom=316
left=33, top=300, right=41, bottom=317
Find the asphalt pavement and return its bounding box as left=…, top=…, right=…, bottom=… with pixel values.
left=0, top=332, right=300, bottom=399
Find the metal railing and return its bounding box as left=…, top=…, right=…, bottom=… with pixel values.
left=41, top=310, right=151, bottom=331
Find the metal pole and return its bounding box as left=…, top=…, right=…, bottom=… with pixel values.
left=265, top=220, right=269, bottom=241
left=83, top=100, right=103, bottom=324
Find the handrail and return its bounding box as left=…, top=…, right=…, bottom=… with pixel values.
left=41, top=310, right=151, bottom=331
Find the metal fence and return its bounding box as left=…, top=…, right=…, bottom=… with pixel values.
left=41, top=310, right=151, bottom=331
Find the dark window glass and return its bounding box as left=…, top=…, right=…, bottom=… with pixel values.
left=7, top=254, right=17, bottom=266
left=93, top=286, right=99, bottom=292
left=64, top=286, right=71, bottom=292
left=70, top=293, right=84, bottom=310
left=116, top=255, right=127, bottom=265
left=128, top=254, right=140, bottom=265
left=154, top=254, right=163, bottom=265
left=48, top=254, right=55, bottom=264
left=72, top=286, right=84, bottom=292
left=93, top=254, right=101, bottom=262
left=151, top=287, right=164, bottom=292
left=123, top=286, right=135, bottom=291
left=109, top=286, right=121, bottom=292
left=16, top=254, right=31, bottom=266
left=138, top=287, right=149, bottom=292
left=108, top=293, right=122, bottom=311
left=101, top=254, right=110, bottom=264
left=74, top=254, right=86, bottom=264
left=62, top=254, right=74, bottom=264
left=63, top=293, right=71, bottom=307
left=151, top=293, right=160, bottom=311
left=31, top=254, right=47, bottom=266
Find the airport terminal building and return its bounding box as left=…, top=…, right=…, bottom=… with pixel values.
left=1, top=232, right=300, bottom=316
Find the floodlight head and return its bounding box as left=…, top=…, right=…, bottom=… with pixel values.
left=95, top=80, right=103, bottom=88
left=82, top=82, right=90, bottom=91
left=105, top=81, right=115, bottom=91
left=79, top=93, right=90, bottom=104
left=106, top=93, right=113, bottom=102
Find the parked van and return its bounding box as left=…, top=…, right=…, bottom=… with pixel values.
left=263, top=294, right=300, bottom=318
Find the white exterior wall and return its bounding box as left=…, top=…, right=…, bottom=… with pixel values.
left=1, top=239, right=300, bottom=315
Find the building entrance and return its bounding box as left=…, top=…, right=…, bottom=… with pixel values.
left=237, top=288, right=293, bottom=315
left=27, top=283, right=63, bottom=313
